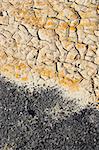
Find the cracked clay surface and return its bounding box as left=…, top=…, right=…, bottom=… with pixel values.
left=0, top=0, right=99, bottom=108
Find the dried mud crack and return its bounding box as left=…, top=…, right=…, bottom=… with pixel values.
left=0, top=0, right=99, bottom=108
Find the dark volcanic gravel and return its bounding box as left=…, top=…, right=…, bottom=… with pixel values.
left=0, top=76, right=99, bottom=150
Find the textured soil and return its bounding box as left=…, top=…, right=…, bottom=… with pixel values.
left=0, top=0, right=99, bottom=104
left=0, top=1, right=99, bottom=149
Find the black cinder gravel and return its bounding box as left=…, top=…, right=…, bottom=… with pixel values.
left=0, top=76, right=99, bottom=150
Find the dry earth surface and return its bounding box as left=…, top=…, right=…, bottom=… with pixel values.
left=0, top=0, right=99, bottom=149
left=0, top=0, right=99, bottom=108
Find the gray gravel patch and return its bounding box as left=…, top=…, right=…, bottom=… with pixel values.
left=0, top=76, right=99, bottom=150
